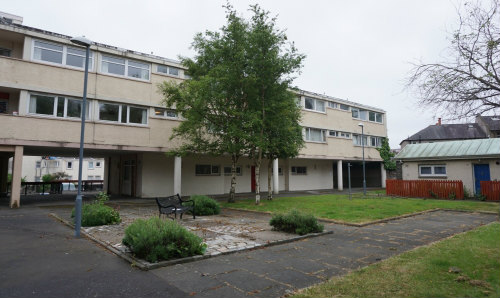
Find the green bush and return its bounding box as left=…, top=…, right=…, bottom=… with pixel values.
left=71, top=192, right=120, bottom=226
left=270, top=209, right=324, bottom=235
left=122, top=217, right=206, bottom=262
left=190, top=195, right=220, bottom=216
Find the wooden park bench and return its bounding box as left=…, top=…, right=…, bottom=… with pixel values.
left=155, top=194, right=195, bottom=220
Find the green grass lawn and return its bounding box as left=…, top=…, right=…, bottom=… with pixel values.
left=220, top=195, right=499, bottom=223
left=294, top=222, right=500, bottom=298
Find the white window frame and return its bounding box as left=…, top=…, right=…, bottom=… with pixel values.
left=100, top=54, right=150, bottom=81
left=419, top=165, right=447, bottom=177
left=195, top=164, right=220, bottom=176
left=67, top=161, right=73, bottom=169
left=223, top=166, right=242, bottom=176
left=291, top=166, right=307, bottom=175
left=88, top=161, right=94, bottom=170
left=304, top=97, right=326, bottom=113
left=153, top=107, right=178, bottom=119
left=97, top=102, right=148, bottom=125
left=328, top=130, right=351, bottom=139
left=32, top=39, right=94, bottom=70
left=156, top=64, right=180, bottom=77
left=304, top=127, right=326, bottom=143
left=96, top=161, right=101, bottom=168
left=28, top=93, right=91, bottom=120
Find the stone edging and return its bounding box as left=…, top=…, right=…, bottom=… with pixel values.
left=48, top=213, right=332, bottom=271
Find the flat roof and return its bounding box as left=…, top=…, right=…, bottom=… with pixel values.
left=395, top=138, right=500, bottom=160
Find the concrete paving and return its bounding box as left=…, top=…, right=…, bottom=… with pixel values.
left=0, top=204, right=497, bottom=298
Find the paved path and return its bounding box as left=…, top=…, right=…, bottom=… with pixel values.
left=151, top=210, right=497, bottom=298
left=0, top=206, right=496, bottom=298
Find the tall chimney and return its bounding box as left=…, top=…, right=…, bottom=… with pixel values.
left=437, top=118, right=441, bottom=125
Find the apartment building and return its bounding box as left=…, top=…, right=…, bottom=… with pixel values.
left=14, top=156, right=105, bottom=181
left=0, top=12, right=388, bottom=207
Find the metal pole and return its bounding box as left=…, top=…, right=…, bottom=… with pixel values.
left=361, top=126, right=366, bottom=196
left=75, top=45, right=90, bottom=237
left=348, top=162, right=352, bottom=200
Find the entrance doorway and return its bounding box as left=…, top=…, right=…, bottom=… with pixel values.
left=121, top=157, right=136, bottom=196
left=251, top=166, right=256, bottom=192
left=474, top=164, right=490, bottom=194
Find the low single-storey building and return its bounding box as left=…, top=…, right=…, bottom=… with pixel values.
left=395, top=138, right=500, bottom=195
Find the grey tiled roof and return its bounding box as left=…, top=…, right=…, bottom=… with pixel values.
left=480, top=116, right=500, bottom=131
left=403, top=123, right=487, bottom=143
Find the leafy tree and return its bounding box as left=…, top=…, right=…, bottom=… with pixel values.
left=376, top=138, right=396, bottom=171
left=245, top=5, right=305, bottom=204
left=407, top=0, right=500, bottom=119
left=160, top=5, right=253, bottom=203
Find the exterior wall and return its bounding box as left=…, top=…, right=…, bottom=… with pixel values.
left=18, top=156, right=104, bottom=181
left=401, top=159, right=500, bottom=194
left=288, top=159, right=333, bottom=191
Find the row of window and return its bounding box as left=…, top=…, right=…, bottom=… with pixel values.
left=31, top=39, right=184, bottom=81
left=419, top=165, right=446, bottom=177
left=28, top=93, right=178, bottom=125
left=66, top=160, right=101, bottom=170
left=303, top=96, right=384, bottom=124
left=195, top=165, right=298, bottom=176
left=304, top=127, right=384, bottom=147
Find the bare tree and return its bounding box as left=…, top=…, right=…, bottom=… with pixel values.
left=408, top=0, right=500, bottom=119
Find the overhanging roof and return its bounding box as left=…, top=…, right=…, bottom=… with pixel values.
left=395, top=138, right=500, bottom=161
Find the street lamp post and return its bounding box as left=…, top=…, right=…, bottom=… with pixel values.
left=358, top=123, right=366, bottom=196
left=70, top=36, right=92, bottom=237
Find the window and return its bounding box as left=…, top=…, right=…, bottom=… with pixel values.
left=95, top=175, right=101, bottom=180
left=98, top=102, right=148, bottom=125
left=96, top=161, right=101, bottom=168
left=0, top=47, right=11, bottom=57
left=328, top=101, right=338, bottom=109
left=370, top=136, right=383, bottom=148
left=33, top=40, right=94, bottom=69
left=291, top=166, right=307, bottom=175
left=340, top=132, right=351, bottom=138
left=353, top=134, right=368, bottom=146
left=28, top=94, right=89, bottom=119
left=195, top=164, right=220, bottom=176
left=329, top=130, right=338, bottom=137
left=157, top=65, right=180, bottom=76
left=36, top=161, right=41, bottom=169
left=305, top=127, right=326, bottom=142
left=329, top=130, right=351, bottom=139
left=67, top=161, right=73, bottom=169
left=87, top=175, right=94, bottom=180
left=101, top=55, right=150, bottom=80
left=35, top=176, right=41, bottom=182
left=369, top=111, right=383, bottom=123
left=304, top=97, right=326, bottom=113
left=419, top=165, right=447, bottom=177
left=352, top=108, right=368, bottom=120
left=154, top=108, right=178, bottom=118
left=88, top=161, right=94, bottom=169
left=223, top=166, right=242, bottom=176
left=339, top=104, right=350, bottom=111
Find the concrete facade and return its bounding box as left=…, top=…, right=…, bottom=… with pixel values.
left=0, top=16, right=388, bottom=207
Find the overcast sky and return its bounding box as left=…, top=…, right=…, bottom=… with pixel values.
left=3, top=0, right=464, bottom=147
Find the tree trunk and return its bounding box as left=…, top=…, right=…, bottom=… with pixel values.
left=267, top=158, right=273, bottom=200
left=228, top=154, right=238, bottom=203
left=255, top=148, right=262, bottom=205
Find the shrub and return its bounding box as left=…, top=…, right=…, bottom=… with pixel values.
left=190, top=195, right=220, bottom=216
left=122, top=217, right=206, bottom=262
left=270, top=209, right=324, bottom=235
left=71, top=192, right=120, bottom=226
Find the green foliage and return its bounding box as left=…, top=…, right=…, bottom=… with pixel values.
left=42, top=174, right=53, bottom=183
left=463, top=187, right=471, bottom=199
left=448, top=192, right=456, bottom=200
left=122, top=217, right=206, bottom=263
left=71, top=193, right=120, bottom=227
left=190, top=195, right=220, bottom=215
left=474, top=194, right=487, bottom=201
left=7, top=174, right=26, bottom=183
left=270, top=209, right=323, bottom=235
left=159, top=4, right=304, bottom=203
left=41, top=172, right=69, bottom=182
left=376, top=138, right=396, bottom=171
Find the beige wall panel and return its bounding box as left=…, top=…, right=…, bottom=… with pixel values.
left=140, top=153, right=173, bottom=198
left=288, top=159, right=333, bottom=191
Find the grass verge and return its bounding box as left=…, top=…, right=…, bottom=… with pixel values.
left=294, top=222, right=500, bottom=298
left=220, top=195, right=498, bottom=223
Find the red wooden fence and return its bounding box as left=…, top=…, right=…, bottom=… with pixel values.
left=480, top=181, right=500, bottom=201
left=386, top=179, right=464, bottom=199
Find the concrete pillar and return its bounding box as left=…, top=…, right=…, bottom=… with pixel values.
left=381, top=162, right=387, bottom=188
left=272, top=158, right=279, bottom=194
left=337, top=160, right=343, bottom=191
left=0, top=156, right=9, bottom=194
left=10, top=146, right=23, bottom=208
left=173, top=156, right=182, bottom=197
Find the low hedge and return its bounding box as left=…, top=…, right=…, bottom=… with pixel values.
left=191, top=195, right=220, bottom=216
left=71, top=192, right=120, bottom=227
left=270, top=209, right=323, bottom=235
left=122, top=217, right=206, bottom=263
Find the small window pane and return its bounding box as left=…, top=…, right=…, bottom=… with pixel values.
left=121, top=106, right=127, bottom=123
left=359, top=110, right=368, bottom=120
left=102, top=61, right=125, bottom=75
left=67, top=99, right=83, bottom=118
left=420, top=167, right=432, bottom=175
left=29, top=95, right=54, bottom=115
left=35, top=41, right=63, bottom=51
left=56, top=97, right=64, bottom=117
left=34, top=47, right=63, bottom=64
left=154, top=108, right=165, bottom=116
left=352, top=109, right=359, bottom=118
left=128, top=66, right=149, bottom=80
left=376, top=113, right=383, bottom=123
left=434, top=166, right=446, bottom=175
left=369, top=111, right=376, bottom=121
left=340, top=104, right=349, bottom=111
left=129, top=107, right=147, bottom=124
left=166, top=110, right=177, bottom=118
left=169, top=67, right=179, bottom=76
left=99, top=103, right=119, bottom=121
left=195, top=165, right=211, bottom=175
left=157, top=65, right=168, bottom=74
left=305, top=97, right=314, bottom=110
left=102, top=55, right=125, bottom=64
left=316, top=100, right=325, bottom=112
left=211, top=165, right=220, bottom=175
